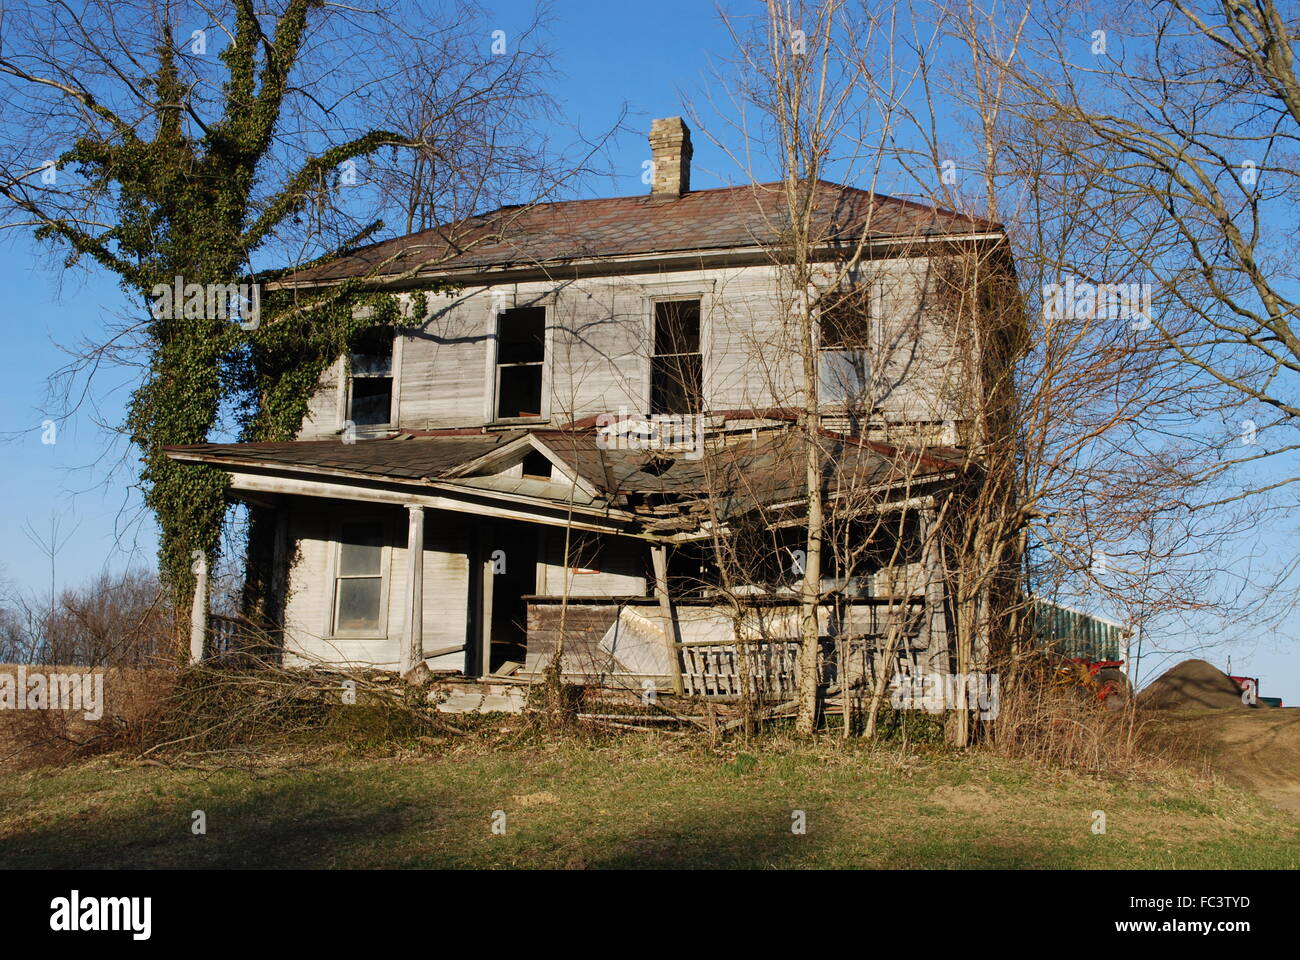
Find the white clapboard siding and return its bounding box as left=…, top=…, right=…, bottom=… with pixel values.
left=281, top=501, right=472, bottom=673
left=534, top=529, right=648, bottom=598
left=296, top=357, right=343, bottom=440
left=296, top=258, right=975, bottom=436
left=398, top=289, right=490, bottom=427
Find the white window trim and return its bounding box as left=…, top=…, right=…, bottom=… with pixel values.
left=645, top=288, right=711, bottom=416
left=341, top=328, right=403, bottom=437
left=325, top=513, right=393, bottom=640
left=483, top=290, right=554, bottom=425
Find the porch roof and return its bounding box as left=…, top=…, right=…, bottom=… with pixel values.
left=165, top=425, right=963, bottom=537
left=165, top=431, right=523, bottom=483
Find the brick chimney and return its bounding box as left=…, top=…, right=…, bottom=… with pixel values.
left=649, top=117, right=692, bottom=197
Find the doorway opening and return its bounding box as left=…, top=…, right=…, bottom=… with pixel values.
left=476, top=522, right=537, bottom=675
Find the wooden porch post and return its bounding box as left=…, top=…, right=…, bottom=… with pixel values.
left=402, top=504, right=425, bottom=674
left=189, top=551, right=208, bottom=665
left=650, top=543, right=684, bottom=696
left=920, top=505, right=950, bottom=676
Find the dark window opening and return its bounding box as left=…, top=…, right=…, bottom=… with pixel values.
left=818, top=286, right=872, bottom=406
left=521, top=449, right=552, bottom=479
left=495, top=307, right=546, bottom=419
left=348, top=327, right=394, bottom=426
left=663, top=541, right=712, bottom=596
left=567, top=532, right=602, bottom=573
left=651, top=299, right=702, bottom=415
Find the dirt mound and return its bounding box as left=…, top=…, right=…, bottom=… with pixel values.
left=1157, top=708, right=1300, bottom=817
left=1138, top=659, right=1251, bottom=711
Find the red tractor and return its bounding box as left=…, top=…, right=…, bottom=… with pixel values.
left=1054, top=658, right=1131, bottom=709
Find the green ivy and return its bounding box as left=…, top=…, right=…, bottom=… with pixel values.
left=20, top=3, right=422, bottom=626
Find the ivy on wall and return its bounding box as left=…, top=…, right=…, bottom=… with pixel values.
left=231, top=286, right=447, bottom=627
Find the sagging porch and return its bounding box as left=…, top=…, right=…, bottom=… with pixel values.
left=169, top=417, right=966, bottom=702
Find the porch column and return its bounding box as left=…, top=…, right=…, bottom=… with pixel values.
left=650, top=543, right=685, bottom=696
left=919, top=505, right=950, bottom=676
left=402, top=504, right=425, bottom=674
left=189, top=551, right=208, bottom=665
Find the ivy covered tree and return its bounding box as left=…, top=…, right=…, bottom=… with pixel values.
left=0, top=0, right=567, bottom=633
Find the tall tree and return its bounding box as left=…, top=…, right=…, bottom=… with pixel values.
left=0, top=0, right=565, bottom=623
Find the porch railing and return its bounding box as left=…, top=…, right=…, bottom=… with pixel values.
left=679, top=634, right=916, bottom=699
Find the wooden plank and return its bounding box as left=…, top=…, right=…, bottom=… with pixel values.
left=650, top=543, right=685, bottom=696
left=402, top=504, right=425, bottom=673
left=478, top=525, right=494, bottom=678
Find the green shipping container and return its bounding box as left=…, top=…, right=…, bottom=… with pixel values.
left=1032, top=600, right=1126, bottom=662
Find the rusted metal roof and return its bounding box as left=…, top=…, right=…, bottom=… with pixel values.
left=277, top=181, right=1002, bottom=286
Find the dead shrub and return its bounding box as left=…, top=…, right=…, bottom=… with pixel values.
left=0, top=665, right=177, bottom=769
left=989, top=671, right=1165, bottom=775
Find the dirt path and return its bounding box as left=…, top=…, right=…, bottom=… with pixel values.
left=1157, top=708, right=1300, bottom=817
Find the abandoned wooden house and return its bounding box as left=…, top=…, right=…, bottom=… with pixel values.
left=167, top=117, right=1014, bottom=704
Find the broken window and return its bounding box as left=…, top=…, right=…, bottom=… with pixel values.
left=334, top=520, right=385, bottom=635
left=817, top=285, right=873, bottom=406
left=495, top=307, right=546, bottom=419
left=651, top=298, right=702, bottom=415
left=348, top=327, right=394, bottom=426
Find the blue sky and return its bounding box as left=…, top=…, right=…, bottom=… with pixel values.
left=0, top=0, right=1295, bottom=701
left=0, top=0, right=750, bottom=603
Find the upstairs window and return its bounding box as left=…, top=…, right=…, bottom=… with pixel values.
left=817, top=286, right=872, bottom=407
left=651, top=299, right=702, bottom=415
left=333, top=519, right=385, bottom=635
left=495, top=307, right=546, bottom=419
left=348, top=327, right=394, bottom=426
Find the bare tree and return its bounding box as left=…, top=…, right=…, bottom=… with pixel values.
left=0, top=0, right=594, bottom=618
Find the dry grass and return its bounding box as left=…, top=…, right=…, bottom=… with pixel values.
left=1, top=735, right=1294, bottom=869
left=0, top=664, right=176, bottom=769
left=990, top=675, right=1182, bottom=776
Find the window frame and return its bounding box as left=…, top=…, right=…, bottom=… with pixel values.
left=342, top=326, right=402, bottom=434
left=487, top=301, right=551, bottom=424
left=649, top=295, right=705, bottom=416
left=327, top=514, right=392, bottom=639
left=815, top=282, right=877, bottom=411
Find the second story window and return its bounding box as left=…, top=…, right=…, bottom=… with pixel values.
left=348, top=327, right=394, bottom=426
left=651, top=298, right=702, bottom=415
left=495, top=306, right=546, bottom=420
left=817, top=286, right=872, bottom=407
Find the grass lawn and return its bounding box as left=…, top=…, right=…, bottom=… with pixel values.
left=1, top=736, right=1296, bottom=869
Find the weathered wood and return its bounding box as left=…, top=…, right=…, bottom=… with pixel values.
left=189, top=552, right=208, bottom=664
left=401, top=504, right=425, bottom=673
left=920, top=505, right=950, bottom=675
left=422, top=643, right=466, bottom=660
left=650, top=543, right=685, bottom=696
left=477, top=524, right=493, bottom=678
left=216, top=469, right=631, bottom=535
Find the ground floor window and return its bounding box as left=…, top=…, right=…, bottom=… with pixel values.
left=334, top=519, right=386, bottom=635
